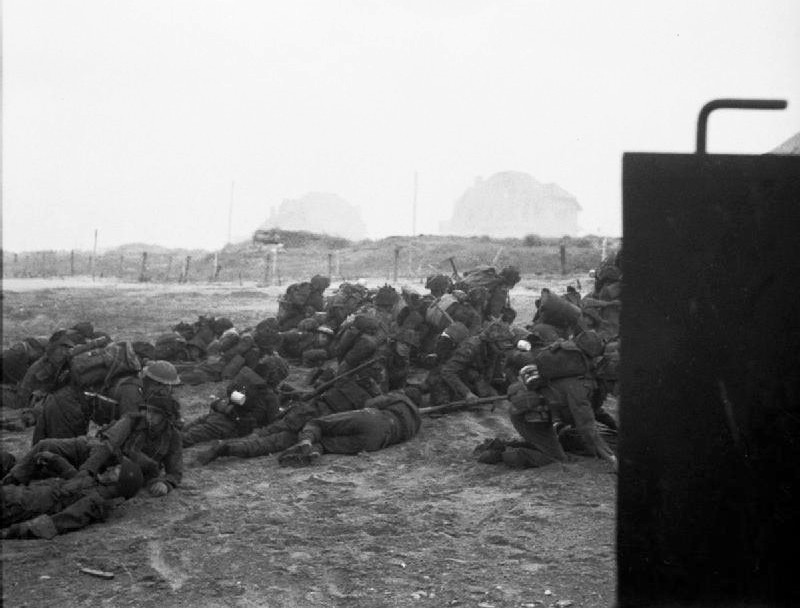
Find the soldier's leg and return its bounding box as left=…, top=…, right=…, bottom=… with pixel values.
left=31, top=388, right=90, bottom=446
left=558, top=378, right=617, bottom=465
left=2, top=493, right=109, bottom=539
left=225, top=430, right=299, bottom=459
left=308, top=409, right=388, bottom=454
left=3, top=437, right=90, bottom=485
left=256, top=400, right=335, bottom=437
left=48, top=492, right=111, bottom=535
left=508, top=411, right=568, bottom=464
left=181, top=412, right=239, bottom=447
left=1, top=482, right=60, bottom=527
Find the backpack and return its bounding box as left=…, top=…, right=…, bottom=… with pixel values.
left=70, top=341, right=142, bottom=389
left=425, top=293, right=458, bottom=328
left=285, top=282, right=314, bottom=307
left=326, top=282, right=370, bottom=316
left=533, top=340, right=589, bottom=380
left=454, top=266, right=503, bottom=293
left=538, top=290, right=581, bottom=329
left=69, top=348, right=110, bottom=388
left=595, top=339, right=620, bottom=380
left=153, top=333, right=188, bottom=361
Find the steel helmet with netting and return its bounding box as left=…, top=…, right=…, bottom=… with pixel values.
left=142, top=360, right=181, bottom=385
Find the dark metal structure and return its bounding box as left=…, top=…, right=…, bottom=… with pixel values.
left=618, top=99, right=800, bottom=606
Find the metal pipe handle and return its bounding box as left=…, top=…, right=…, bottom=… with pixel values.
left=696, top=98, right=787, bottom=154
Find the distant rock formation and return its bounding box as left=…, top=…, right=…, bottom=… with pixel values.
left=440, top=171, right=581, bottom=238
left=262, top=193, right=367, bottom=241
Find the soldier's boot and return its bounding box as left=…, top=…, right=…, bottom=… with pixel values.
left=501, top=442, right=562, bottom=469
left=277, top=441, right=322, bottom=467
left=193, top=440, right=230, bottom=466
left=473, top=437, right=508, bottom=464
left=2, top=514, right=58, bottom=540
left=34, top=451, right=78, bottom=479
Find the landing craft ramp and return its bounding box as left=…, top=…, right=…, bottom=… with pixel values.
left=618, top=100, right=800, bottom=607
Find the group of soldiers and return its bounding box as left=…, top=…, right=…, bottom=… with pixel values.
left=0, top=255, right=623, bottom=539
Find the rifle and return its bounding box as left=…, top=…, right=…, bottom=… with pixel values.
left=299, top=356, right=384, bottom=402
left=419, top=394, right=509, bottom=416
left=445, top=256, right=461, bottom=281
left=83, top=391, right=119, bottom=406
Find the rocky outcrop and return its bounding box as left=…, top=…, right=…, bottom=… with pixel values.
left=440, top=171, right=581, bottom=238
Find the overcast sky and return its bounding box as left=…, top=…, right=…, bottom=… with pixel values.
left=3, top=0, right=799, bottom=252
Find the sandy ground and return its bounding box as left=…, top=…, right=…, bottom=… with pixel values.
left=1, top=278, right=616, bottom=608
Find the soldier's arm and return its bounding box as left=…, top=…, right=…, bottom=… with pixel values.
left=78, top=415, right=136, bottom=476
left=155, top=431, right=183, bottom=490
left=441, top=344, right=477, bottom=399
left=114, top=380, right=144, bottom=418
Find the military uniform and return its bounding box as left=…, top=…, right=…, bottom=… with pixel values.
left=197, top=375, right=381, bottom=462
left=1, top=477, right=121, bottom=539
left=507, top=375, right=616, bottom=467
left=440, top=335, right=505, bottom=400
left=181, top=364, right=285, bottom=447
left=279, top=390, right=422, bottom=465
left=6, top=403, right=183, bottom=492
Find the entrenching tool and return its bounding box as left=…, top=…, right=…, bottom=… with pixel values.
left=444, top=256, right=460, bottom=280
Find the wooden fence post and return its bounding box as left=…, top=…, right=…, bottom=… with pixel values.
left=181, top=256, right=192, bottom=283
left=139, top=252, right=148, bottom=282
left=271, top=246, right=279, bottom=286
left=213, top=252, right=222, bottom=280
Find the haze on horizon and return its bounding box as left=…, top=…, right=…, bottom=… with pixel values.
left=3, top=0, right=799, bottom=253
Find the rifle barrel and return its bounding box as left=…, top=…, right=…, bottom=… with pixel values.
left=419, top=394, right=508, bottom=415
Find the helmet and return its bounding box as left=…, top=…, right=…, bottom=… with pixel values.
left=374, top=285, right=399, bottom=308
left=442, top=322, right=469, bottom=344
left=353, top=314, right=380, bottom=334
left=500, top=266, right=521, bottom=287
left=142, top=360, right=181, bottom=385
left=71, top=322, right=95, bottom=339
left=310, top=275, right=331, bottom=291
left=574, top=330, right=604, bottom=358
left=425, top=274, right=452, bottom=295
left=519, top=364, right=543, bottom=389
left=254, top=354, right=290, bottom=386
left=212, top=317, right=234, bottom=336
left=218, top=328, right=240, bottom=351
left=116, top=457, right=144, bottom=499
left=48, top=329, right=76, bottom=348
